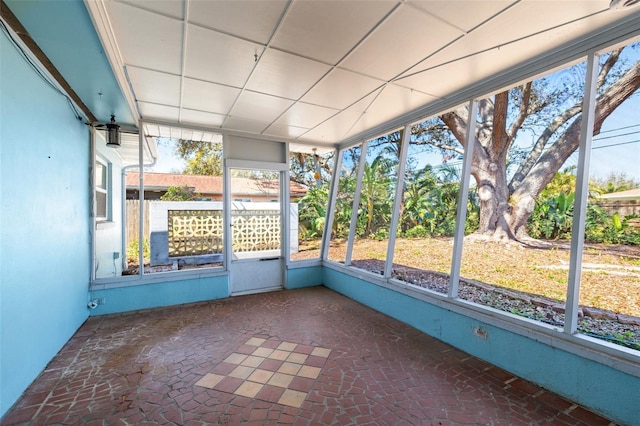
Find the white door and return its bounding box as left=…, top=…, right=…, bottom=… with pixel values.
left=228, top=166, right=285, bottom=295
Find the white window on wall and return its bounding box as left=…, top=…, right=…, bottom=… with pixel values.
left=95, top=157, right=110, bottom=221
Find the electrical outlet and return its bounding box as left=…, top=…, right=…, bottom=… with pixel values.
left=113, top=252, right=120, bottom=260
left=473, top=327, right=488, bottom=339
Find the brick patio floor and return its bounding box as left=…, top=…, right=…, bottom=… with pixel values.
left=1, top=287, right=616, bottom=425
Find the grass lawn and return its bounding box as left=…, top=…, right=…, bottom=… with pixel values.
left=293, top=237, right=640, bottom=317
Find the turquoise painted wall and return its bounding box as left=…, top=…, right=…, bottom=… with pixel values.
left=323, top=267, right=640, bottom=425
left=287, top=265, right=323, bottom=289
left=0, top=31, right=91, bottom=416
left=89, top=275, right=230, bottom=315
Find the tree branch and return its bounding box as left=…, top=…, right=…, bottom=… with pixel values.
left=513, top=58, right=640, bottom=198
left=597, top=48, right=623, bottom=90
left=507, top=82, right=532, bottom=144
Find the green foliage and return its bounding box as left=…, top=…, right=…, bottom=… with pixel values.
left=174, top=140, right=223, bottom=176
left=298, top=185, right=329, bottom=240
left=126, top=238, right=149, bottom=262
left=592, top=171, right=640, bottom=194
left=404, top=225, right=429, bottom=238
left=527, top=169, right=640, bottom=245
left=584, top=205, right=640, bottom=245
left=160, top=185, right=199, bottom=201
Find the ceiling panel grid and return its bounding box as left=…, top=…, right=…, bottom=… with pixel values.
left=81, top=0, right=640, bottom=147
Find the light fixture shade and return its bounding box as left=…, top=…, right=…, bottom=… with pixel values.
left=106, top=115, right=120, bottom=147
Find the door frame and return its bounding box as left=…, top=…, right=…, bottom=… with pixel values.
left=224, top=159, right=290, bottom=295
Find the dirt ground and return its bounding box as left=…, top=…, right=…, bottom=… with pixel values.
left=292, top=237, right=640, bottom=317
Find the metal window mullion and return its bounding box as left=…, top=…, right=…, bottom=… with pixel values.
left=449, top=100, right=478, bottom=298
left=565, top=52, right=598, bottom=335
left=138, top=121, right=145, bottom=277
left=321, top=149, right=342, bottom=261
left=345, top=141, right=367, bottom=266
left=384, top=126, right=411, bottom=279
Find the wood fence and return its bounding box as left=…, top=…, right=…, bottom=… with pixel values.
left=125, top=200, right=150, bottom=244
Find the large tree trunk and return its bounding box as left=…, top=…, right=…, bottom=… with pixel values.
left=440, top=57, right=640, bottom=243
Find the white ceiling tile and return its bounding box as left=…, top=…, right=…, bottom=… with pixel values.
left=396, top=18, right=600, bottom=100
left=346, top=84, right=436, bottom=136
left=405, top=1, right=606, bottom=75
left=189, top=0, right=287, bottom=44
left=302, top=68, right=384, bottom=110
left=139, top=102, right=180, bottom=122
left=223, top=116, right=271, bottom=134
left=126, top=66, right=181, bottom=106
left=271, top=1, right=397, bottom=64
left=298, top=92, right=380, bottom=144
left=230, top=91, right=294, bottom=123
left=185, top=24, right=263, bottom=87
left=246, top=49, right=331, bottom=100
left=180, top=109, right=226, bottom=128
left=288, top=143, right=335, bottom=155
left=182, top=78, right=241, bottom=114
left=116, top=0, right=184, bottom=20
left=406, top=1, right=515, bottom=33
left=273, top=102, right=338, bottom=129
left=263, top=123, right=309, bottom=139
left=107, top=1, right=183, bottom=74
left=341, top=4, right=464, bottom=81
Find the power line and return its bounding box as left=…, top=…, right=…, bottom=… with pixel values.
left=592, top=139, right=640, bottom=150
left=593, top=130, right=640, bottom=141
left=597, top=123, right=640, bottom=135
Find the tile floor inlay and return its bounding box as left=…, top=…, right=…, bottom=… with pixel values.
left=195, top=337, right=331, bottom=408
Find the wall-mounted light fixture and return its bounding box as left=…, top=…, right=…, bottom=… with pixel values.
left=106, top=115, right=120, bottom=147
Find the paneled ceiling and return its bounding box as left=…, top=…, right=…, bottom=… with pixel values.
left=80, top=1, right=640, bottom=147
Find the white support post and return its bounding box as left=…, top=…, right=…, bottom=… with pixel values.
left=449, top=100, right=478, bottom=298
left=138, top=120, right=145, bottom=277
left=321, top=149, right=342, bottom=261
left=384, top=126, right=411, bottom=279
left=565, top=52, right=598, bottom=335
left=345, top=141, right=367, bottom=266
left=89, top=127, right=97, bottom=282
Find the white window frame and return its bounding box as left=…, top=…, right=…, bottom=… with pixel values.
left=95, top=155, right=111, bottom=222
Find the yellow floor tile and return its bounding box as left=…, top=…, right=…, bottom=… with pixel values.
left=228, top=365, right=255, bottom=379
left=277, top=341, right=298, bottom=351
left=310, top=347, right=332, bottom=358
left=268, top=349, right=290, bottom=361
left=234, top=381, right=263, bottom=398
left=278, top=362, right=302, bottom=375
left=224, top=353, right=248, bottom=364
left=286, top=352, right=308, bottom=364
left=194, top=373, right=225, bottom=389
left=240, top=355, right=265, bottom=367
left=268, top=372, right=294, bottom=388
left=278, top=389, right=307, bottom=408
left=298, top=365, right=321, bottom=379
left=252, top=347, right=274, bottom=357
left=247, top=368, right=274, bottom=384
left=245, top=337, right=266, bottom=346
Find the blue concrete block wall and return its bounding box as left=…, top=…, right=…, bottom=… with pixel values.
left=287, top=265, right=323, bottom=289
left=0, top=31, right=91, bottom=416
left=89, top=275, right=230, bottom=315
left=323, top=267, right=640, bottom=425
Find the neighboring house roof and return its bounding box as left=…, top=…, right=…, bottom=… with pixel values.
left=125, top=172, right=307, bottom=197
left=598, top=188, right=640, bottom=201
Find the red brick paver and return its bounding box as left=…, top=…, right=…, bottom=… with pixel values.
left=1, top=287, right=616, bottom=425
